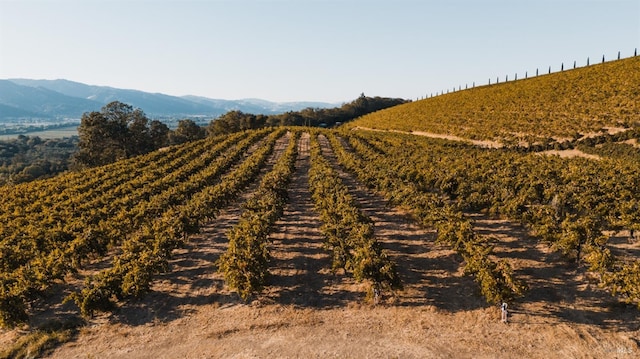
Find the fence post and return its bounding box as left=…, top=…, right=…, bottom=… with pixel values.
left=417, top=49, right=633, bottom=101
left=635, top=48, right=637, bottom=56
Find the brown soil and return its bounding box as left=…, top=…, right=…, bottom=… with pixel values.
left=3, top=132, right=639, bottom=358
left=352, top=126, right=503, bottom=148
left=353, top=126, right=628, bottom=160
left=539, top=149, right=601, bottom=160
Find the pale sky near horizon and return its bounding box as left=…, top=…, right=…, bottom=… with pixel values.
left=1, top=0, right=639, bottom=103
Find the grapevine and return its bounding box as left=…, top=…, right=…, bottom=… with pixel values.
left=217, top=131, right=300, bottom=300
left=307, top=131, right=402, bottom=297
left=69, top=129, right=287, bottom=316
left=329, top=130, right=525, bottom=303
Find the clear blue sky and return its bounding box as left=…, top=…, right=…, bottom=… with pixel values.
left=1, top=0, right=639, bottom=103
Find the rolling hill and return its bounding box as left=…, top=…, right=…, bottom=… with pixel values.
left=346, top=56, right=640, bottom=145
left=0, top=79, right=337, bottom=121
left=0, top=80, right=101, bottom=120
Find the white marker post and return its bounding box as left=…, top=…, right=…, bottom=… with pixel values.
left=501, top=302, right=508, bottom=323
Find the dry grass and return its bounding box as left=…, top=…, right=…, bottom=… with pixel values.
left=539, top=149, right=601, bottom=160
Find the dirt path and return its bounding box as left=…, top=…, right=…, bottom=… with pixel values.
left=539, top=149, right=601, bottom=160
left=262, top=132, right=364, bottom=307
left=352, top=126, right=605, bottom=160
left=36, top=131, right=640, bottom=358
left=352, top=126, right=503, bottom=148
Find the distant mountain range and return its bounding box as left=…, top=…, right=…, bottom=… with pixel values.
left=0, top=79, right=337, bottom=122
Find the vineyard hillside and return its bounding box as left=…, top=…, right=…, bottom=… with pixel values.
left=1, top=119, right=639, bottom=355
left=346, top=56, right=640, bottom=145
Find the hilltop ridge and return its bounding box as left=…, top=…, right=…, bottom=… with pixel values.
left=0, top=79, right=338, bottom=121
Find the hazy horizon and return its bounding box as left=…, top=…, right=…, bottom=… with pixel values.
left=1, top=0, right=639, bottom=103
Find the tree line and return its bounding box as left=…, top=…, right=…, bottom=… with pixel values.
left=71, top=95, right=406, bottom=168
left=0, top=135, right=77, bottom=185
left=0, top=94, right=406, bottom=178
left=0, top=103, right=208, bottom=183
left=207, top=94, right=407, bottom=136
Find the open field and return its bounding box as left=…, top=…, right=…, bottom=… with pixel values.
left=0, top=125, right=78, bottom=140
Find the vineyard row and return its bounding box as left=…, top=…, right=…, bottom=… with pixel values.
left=326, top=131, right=523, bottom=303
left=308, top=132, right=402, bottom=297
left=218, top=131, right=300, bottom=300
left=339, top=129, right=640, bottom=308
left=0, top=129, right=279, bottom=326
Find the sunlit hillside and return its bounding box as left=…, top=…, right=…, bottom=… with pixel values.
left=346, top=56, right=640, bottom=145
